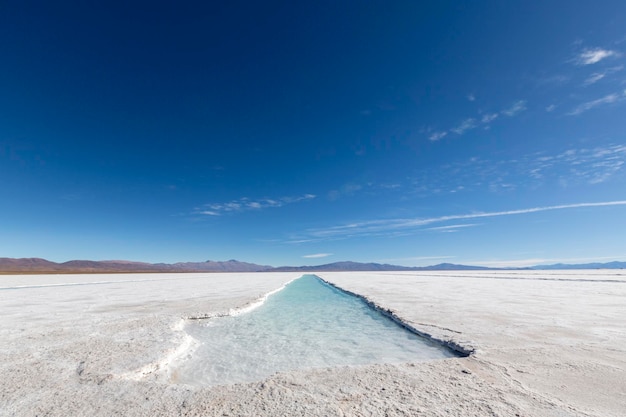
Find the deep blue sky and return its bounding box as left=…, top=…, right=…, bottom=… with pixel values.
left=2, top=1, right=626, bottom=267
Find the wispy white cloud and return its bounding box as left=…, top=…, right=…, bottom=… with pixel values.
left=427, top=100, right=524, bottom=141
left=286, top=239, right=319, bottom=244
left=567, top=91, right=624, bottom=115
left=379, top=183, right=402, bottom=189
left=576, top=48, right=619, bottom=65
left=281, top=194, right=317, bottom=204
left=303, top=201, right=626, bottom=240
left=501, top=100, right=527, bottom=116
left=481, top=113, right=498, bottom=123
left=406, top=143, right=626, bottom=196
left=199, top=210, right=220, bottom=216
left=451, top=118, right=477, bottom=135
left=303, top=253, right=333, bottom=258
left=197, top=194, right=315, bottom=216
left=545, top=104, right=556, bottom=112
left=582, top=65, right=623, bottom=86
left=467, top=94, right=476, bottom=102
left=532, top=144, right=626, bottom=185
left=429, top=131, right=448, bottom=141
left=583, top=72, right=606, bottom=85
left=426, top=223, right=479, bottom=232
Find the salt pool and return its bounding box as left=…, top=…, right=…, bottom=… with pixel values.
left=170, top=274, right=458, bottom=386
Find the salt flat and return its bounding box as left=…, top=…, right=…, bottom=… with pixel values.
left=1, top=270, right=624, bottom=416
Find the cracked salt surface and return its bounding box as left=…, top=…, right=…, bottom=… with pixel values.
left=170, top=274, right=458, bottom=386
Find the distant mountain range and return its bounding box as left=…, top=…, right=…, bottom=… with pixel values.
left=530, top=261, right=626, bottom=270
left=269, top=261, right=491, bottom=272
left=0, top=258, right=270, bottom=274
left=0, top=257, right=624, bottom=274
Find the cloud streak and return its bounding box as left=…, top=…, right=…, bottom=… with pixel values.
left=583, top=66, right=623, bottom=86
left=426, top=223, right=479, bottom=232
left=303, top=253, right=333, bottom=258
left=451, top=118, right=477, bottom=135
left=567, top=91, right=625, bottom=115
left=303, top=201, right=626, bottom=240
left=583, top=72, right=606, bottom=85
left=576, top=48, right=619, bottom=65
left=481, top=113, right=499, bottom=123
left=197, top=194, right=315, bottom=216
left=428, top=100, right=525, bottom=141
left=406, top=143, right=626, bottom=196
left=501, top=100, right=527, bottom=116
left=428, top=131, right=448, bottom=141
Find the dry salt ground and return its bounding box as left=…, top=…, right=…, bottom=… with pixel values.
left=1, top=270, right=625, bottom=416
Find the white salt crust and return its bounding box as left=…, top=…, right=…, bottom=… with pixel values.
left=1, top=270, right=625, bottom=416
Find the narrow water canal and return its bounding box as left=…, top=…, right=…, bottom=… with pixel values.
left=171, top=275, right=457, bottom=386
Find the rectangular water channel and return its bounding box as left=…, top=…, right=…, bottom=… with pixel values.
left=170, top=275, right=460, bottom=386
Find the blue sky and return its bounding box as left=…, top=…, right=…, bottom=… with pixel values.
left=1, top=1, right=626, bottom=267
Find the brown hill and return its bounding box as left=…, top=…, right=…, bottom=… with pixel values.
left=0, top=257, right=270, bottom=274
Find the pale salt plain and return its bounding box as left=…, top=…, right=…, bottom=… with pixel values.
left=1, top=270, right=625, bottom=416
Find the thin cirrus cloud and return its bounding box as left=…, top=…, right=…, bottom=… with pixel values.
left=407, top=143, right=626, bottom=195
left=197, top=194, right=316, bottom=216
left=324, top=144, right=624, bottom=206
left=428, top=131, right=448, bottom=141
left=528, top=144, right=626, bottom=185
left=450, top=118, right=478, bottom=135
left=583, top=72, right=606, bottom=86
left=426, top=223, right=480, bottom=232
left=303, top=201, right=626, bottom=240
left=583, top=66, right=623, bottom=86
left=481, top=113, right=499, bottom=123
left=428, top=100, right=525, bottom=141
left=303, top=253, right=333, bottom=258
left=501, top=100, right=527, bottom=116
left=575, top=47, right=619, bottom=65
left=567, top=91, right=626, bottom=115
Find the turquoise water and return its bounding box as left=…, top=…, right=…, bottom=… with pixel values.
left=171, top=275, right=457, bottom=386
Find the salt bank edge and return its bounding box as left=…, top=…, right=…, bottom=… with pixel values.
left=316, top=275, right=473, bottom=358
left=124, top=274, right=472, bottom=383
